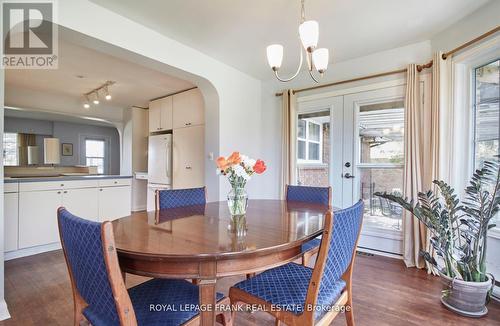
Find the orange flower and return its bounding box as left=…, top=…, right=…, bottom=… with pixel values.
left=216, top=157, right=229, bottom=170
left=253, top=159, right=266, bottom=174
left=227, top=151, right=241, bottom=165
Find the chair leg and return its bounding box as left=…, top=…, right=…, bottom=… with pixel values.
left=275, top=318, right=281, bottom=326
left=345, top=294, right=354, bottom=326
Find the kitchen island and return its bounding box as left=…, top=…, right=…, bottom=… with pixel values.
left=4, top=175, right=132, bottom=260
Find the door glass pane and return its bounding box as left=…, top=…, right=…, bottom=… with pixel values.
left=308, top=122, right=320, bottom=141
left=298, top=140, right=306, bottom=159
left=359, top=101, right=405, bottom=164
left=3, top=133, right=19, bottom=166
left=360, top=168, right=403, bottom=230
left=308, top=142, right=320, bottom=160
left=297, top=110, right=330, bottom=187
left=298, top=120, right=306, bottom=138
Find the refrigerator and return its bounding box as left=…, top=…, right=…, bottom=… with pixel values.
left=147, top=134, right=172, bottom=211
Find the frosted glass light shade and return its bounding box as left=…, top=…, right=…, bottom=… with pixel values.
left=266, top=44, right=284, bottom=70
left=299, top=20, right=319, bottom=51
left=44, top=138, right=60, bottom=165
left=312, top=48, right=329, bottom=73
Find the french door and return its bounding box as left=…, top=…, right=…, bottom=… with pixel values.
left=296, top=83, right=406, bottom=255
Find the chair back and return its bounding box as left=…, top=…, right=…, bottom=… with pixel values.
left=286, top=185, right=331, bottom=206
left=305, top=200, right=364, bottom=314
left=156, top=187, right=206, bottom=210
left=58, top=208, right=134, bottom=325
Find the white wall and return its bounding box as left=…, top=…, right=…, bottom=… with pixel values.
left=56, top=0, right=263, bottom=202
left=431, top=0, right=500, bottom=52
left=260, top=41, right=432, bottom=199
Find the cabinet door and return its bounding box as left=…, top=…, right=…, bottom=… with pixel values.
left=173, top=125, right=205, bottom=189
left=160, top=96, right=173, bottom=131
left=149, top=99, right=162, bottom=132
left=173, top=89, right=204, bottom=129
left=4, top=192, right=19, bottom=252
left=19, top=190, right=62, bottom=249
left=98, top=186, right=132, bottom=221
left=62, top=188, right=99, bottom=222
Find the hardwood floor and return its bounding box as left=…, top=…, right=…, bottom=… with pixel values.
left=1, top=250, right=498, bottom=325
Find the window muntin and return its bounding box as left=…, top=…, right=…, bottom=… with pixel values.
left=85, top=139, right=106, bottom=174
left=3, top=133, right=18, bottom=166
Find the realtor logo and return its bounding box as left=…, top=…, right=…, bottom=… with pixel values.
left=2, top=0, right=58, bottom=69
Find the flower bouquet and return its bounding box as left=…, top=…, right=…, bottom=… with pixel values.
left=216, top=152, right=266, bottom=218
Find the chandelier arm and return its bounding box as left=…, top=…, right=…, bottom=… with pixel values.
left=274, top=46, right=304, bottom=82
left=308, top=69, right=320, bottom=83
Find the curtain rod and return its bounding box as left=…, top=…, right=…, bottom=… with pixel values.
left=275, top=25, right=499, bottom=97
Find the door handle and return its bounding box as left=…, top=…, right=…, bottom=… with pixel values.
left=343, top=173, right=355, bottom=179
left=185, top=166, right=192, bottom=170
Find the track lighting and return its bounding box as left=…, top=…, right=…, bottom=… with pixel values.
left=83, top=95, right=90, bottom=109
left=104, top=86, right=112, bottom=100
left=93, top=92, right=100, bottom=105
left=82, top=81, right=115, bottom=107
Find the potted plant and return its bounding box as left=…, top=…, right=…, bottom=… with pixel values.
left=375, top=159, right=498, bottom=317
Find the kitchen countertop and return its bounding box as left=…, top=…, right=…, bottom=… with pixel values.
left=4, top=175, right=133, bottom=183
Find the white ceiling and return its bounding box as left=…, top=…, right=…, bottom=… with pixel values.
left=91, top=0, right=490, bottom=80
left=5, top=38, right=195, bottom=108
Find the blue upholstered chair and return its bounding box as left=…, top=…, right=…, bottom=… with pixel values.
left=57, top=207, right=231, bottom=326
left=156, top=187, right=206, bottom=210
left=286, top=185, right=331, bottom=266
left=229, top=200, right=364, bottom=326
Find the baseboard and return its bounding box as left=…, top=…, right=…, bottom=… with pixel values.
left=5, top=242, right=61, bottom=261
left=132, top=205, right=146, bottom=212
left=0, top=299, right=11, bottom=320
left=357, top=246, right=403, bottom=260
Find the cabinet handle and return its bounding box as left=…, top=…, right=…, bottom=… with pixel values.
left=57, top=191, right=61, bottom=194
left=114, top=181, right=118, bottom=184
left=185, top=122, right=192, bottom=126
left=100, top=189, right=103, bottom=191
left=185, top=166, right=192, bottom=170
left=60, top=184, right=64, bottom=187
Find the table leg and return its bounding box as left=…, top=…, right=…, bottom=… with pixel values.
left=199, top=279, right=217, bottom=326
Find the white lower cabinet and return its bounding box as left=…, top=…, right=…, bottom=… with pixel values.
left=12, top=178, right=132, bottom=253
left=19, top=190, right=62, bottom=249
left=98, top=186, right=131, bottom=221
left=62, top=188, right=99, bottom=222
left=4, top=192, right=19, bottom=252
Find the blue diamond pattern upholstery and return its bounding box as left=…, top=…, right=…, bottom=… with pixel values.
left=158, top=187, right=206, bottom=210
left=286, top=185, right=331, bottom=254
left=232, top=200, right=363, bottom=320
left=58, top=208, right=121, bottom=326
left=58, top=208, right=225, bottom=326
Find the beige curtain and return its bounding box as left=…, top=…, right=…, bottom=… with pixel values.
left=403, top=63, right=440, bottom=269
left=280, top=90, right=297, bottom=199
left=17, top=133, right=36, bottom=166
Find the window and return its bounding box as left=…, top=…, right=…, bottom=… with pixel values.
left=473, top=59, right=499, bottom=227
left=358, top=101, right=405, bottom=231
left=3, top=133, right=18, bottom=166
left=85, top=139, right=106, bottom=174
left=297, top=113, right=325, bottom=164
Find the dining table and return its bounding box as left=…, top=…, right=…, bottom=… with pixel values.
left=112, top=199, right=331, bottom=325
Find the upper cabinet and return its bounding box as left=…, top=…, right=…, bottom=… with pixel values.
left=149, top=96, right=173, bottom=132
left=173, top=89, right=204, bottom=129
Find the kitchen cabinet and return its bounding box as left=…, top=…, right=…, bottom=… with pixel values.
left=14, top=178, right=132, bottom=252
left=19, top=190, right=62, bottom=249
left=149, top=96, right=173, bottom=132
left=173, top=88, right=204, bottom=129
left=62, top=188, right=99, bottom=222
left=98, top=186, right=131, bottom=221
left=4, top=192, right=19, bottom=252
left=172, top=125, right=205, bottom=189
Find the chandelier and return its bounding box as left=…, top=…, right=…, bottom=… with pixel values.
left=266, top=0, right=329, bottom=83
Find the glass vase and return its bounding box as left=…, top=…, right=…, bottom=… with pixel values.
left=227, top=186, right=248, bottom=217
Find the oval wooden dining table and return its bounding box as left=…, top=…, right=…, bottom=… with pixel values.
left=112, top=199, right=330, bottom=325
